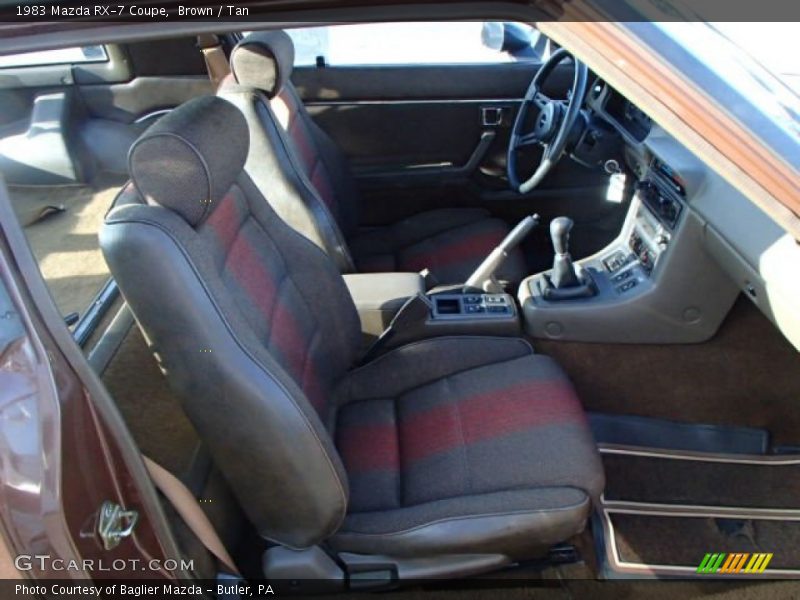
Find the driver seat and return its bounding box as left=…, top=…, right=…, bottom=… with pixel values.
left=218, top=31, right=526, bottom=286
left=101, top=96, right=604, bottom=580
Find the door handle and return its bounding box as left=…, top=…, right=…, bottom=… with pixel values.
left=481, top=106, right=505, bottom=127
left=461, top=130, right=496, bottom=174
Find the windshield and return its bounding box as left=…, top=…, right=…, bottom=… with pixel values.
left=655, top=22, right=800, bottom=145
left=711, top=22, right=800, bottom=96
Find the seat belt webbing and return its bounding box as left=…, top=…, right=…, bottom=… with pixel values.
left=143, top=456, right=241, bottom=576
left=197, top=34, right=231, bottom=87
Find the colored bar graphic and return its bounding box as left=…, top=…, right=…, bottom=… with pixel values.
left=711, top=553, right=726, bottom=572
left=733, top=553, right=749, bottom=573
left=744, top=554, right=760, bottom=573
left=757, top=553, right=773, bottom=573
left=720, top=554, right=737, bottom=573
left=697, top=553, right=713, bottom=573
left=698, top=552, right=773, bottom=574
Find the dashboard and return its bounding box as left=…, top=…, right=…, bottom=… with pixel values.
left=587, top=80, right=652, bottom=143
left=580, top=80, right=800, bottom=351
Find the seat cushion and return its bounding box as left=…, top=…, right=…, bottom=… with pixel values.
left=349, top=208, right=528, bottom=285
left=330, top=337, right=604, bottom=558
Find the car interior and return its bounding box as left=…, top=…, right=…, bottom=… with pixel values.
left=2, top=20, right=800, bottom=592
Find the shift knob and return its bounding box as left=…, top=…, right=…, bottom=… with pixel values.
left=550, top=217, right=573, bottom=255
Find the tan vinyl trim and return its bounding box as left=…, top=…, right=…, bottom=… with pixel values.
left=538, top=15, right=800, bottom=240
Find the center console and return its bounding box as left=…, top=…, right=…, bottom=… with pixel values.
left=525, top=178, right=678, bottom=310
left=518, top=156, right=739, bottom=344
left=432, top=293, right=515, bottom=319
left=347, top=152, right=737, bottom=349
left=373, top=291, right=521, bottom=353
left=601, top=176, right=680, bottom=295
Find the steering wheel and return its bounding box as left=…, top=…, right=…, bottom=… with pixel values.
left=507, top=48, right=589, bottom=193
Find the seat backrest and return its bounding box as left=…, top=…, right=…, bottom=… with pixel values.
left=220, top=30, right=360, bottom=273
left=100, top=95, right=361, bottom=548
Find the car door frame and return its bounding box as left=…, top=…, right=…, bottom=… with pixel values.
left=0, top=177, right=187, bottom=582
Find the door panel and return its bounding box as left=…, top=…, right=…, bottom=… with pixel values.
left=0, top=37, right=211, bottom=184
left=78, top=76, right=212, bottom=123
left=293, top=62, right=576, bottom=178
left=74, top=38, right=212, bottom=178
left=293, top=62, right=544, bottom=100
left=306, top=100, right=512, bottom=172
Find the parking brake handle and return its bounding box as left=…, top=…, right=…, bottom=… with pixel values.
left=464, top=214, right=539, bottom=293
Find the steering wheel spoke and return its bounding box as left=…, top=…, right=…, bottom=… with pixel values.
left=506, top=48, right=588, bottom=193
left=532, top=91, right=550, bottom=110
left=515, top=131, right=541, bottom=148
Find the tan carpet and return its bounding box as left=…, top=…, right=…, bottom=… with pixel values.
left=10, top=173, right=124, bottom=319
left=535, top=296, right=800, bottom=446
left=100, top=324, right=200, bottom=475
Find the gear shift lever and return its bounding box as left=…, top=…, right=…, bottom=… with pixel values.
left=537, top=216, right=596, bottom=301
left=549, top=217, right=580, bottom=288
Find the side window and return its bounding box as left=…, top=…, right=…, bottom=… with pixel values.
left=285, top=22, right=541, bottom=67
left=0, top=45, right=107, bottom=68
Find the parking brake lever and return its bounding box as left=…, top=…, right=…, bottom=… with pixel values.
left=464, top=214, right=539, bottom=293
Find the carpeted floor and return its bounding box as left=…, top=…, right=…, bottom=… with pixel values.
left=602, top=453, right=800, bottom=508
left=535, top=296, right=800, bottom=446
left=610, top=513, right=800, bottom=571
left=90, top=244, right=800, bottom=594
left=10, top=172, right=125, bottom=319
left=95, top=323, right=800, bottom=595
left=100, top=324, right=200, bottom=476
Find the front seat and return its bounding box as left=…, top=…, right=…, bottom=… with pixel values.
left=218, top=30, right=527, bottom=286
left=101, top=96, right=603, bottom=578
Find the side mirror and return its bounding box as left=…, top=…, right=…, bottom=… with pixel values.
left=482, top=22, right=535, bottom=57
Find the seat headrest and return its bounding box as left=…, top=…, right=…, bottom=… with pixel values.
left=231, top=30, right=295, bottom=97
left=128, top=96, right=249, bottom=227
